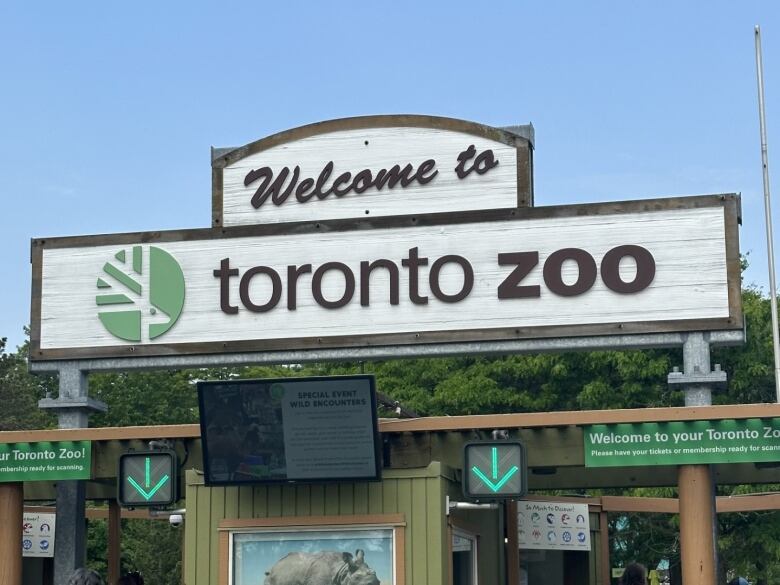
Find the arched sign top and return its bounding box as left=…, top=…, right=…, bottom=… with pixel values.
left=212, top=114, right=533, bottom=167
left=211, top=114, right=534, bottom=227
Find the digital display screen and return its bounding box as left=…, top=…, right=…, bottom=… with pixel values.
left=198, top=375, right=381, bottom=485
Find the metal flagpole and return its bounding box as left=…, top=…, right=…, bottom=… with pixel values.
left=755, top=25, right=780, bottom=403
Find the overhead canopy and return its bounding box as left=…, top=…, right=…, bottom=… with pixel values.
left=4, top=403, right=780, bottom=499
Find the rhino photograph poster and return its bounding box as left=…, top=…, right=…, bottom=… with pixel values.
left=233, top=527, right=392, bottom=585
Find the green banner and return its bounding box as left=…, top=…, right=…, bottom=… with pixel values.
left=584, top=419, right=780, bottom=467
left=0, top=441, right=91, bottom=482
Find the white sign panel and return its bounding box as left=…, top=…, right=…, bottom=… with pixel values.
left=452, top=533, right=473, bottom=553
left=217, top=119, right=523, bottom=226
left=31, top=197, right=740, bottom=360
left=517, top=501, right=591, bottom=551
left=22, top=512, right=56, bottom=558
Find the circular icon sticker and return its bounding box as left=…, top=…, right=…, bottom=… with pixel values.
left=531, top=512, right=541, bottom=524
left=546, top=513, right=555, bottom=524
left=547, top=531, right=557, bottom=543
left=577, top=532, right=587, bottom=543
left=562, top=531, right=572, bottom=543
left=270, top=383, right=285, bottom=402
left=22, top=523, right=33, bottom=534
left=22, top=539, right=33, bottom=551
left=561, top=513, right=571, bottom=525
left=39, top=540, right=50, bottom=551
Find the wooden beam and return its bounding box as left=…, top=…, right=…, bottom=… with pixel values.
left=24, top=505, right=163, bottom=520
left=380, top=403, right=780, bottom=433
left=0, top=424, right=200, bottom=444
left=716, top=493, right=780, bottom=513
left=218, top=514, right=406, bottom=530
left=3, top=403, right=780, bottom=445
left=601, top=496, right=679, bottom=514
left=523, top=494, right=603, bottom=508
left=107, top=501, right=121, bottom=585
left=599, top=511, right=611, bottom=585
left=0, top=483, right=23, bottom=585
left=599, top=494, right=780, bottom=514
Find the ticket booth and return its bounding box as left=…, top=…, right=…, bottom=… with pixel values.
left=186, top=464, right=446, bottom=585
left=180, top=400, right=780, bottom=585
left=182, top=463, right=608, bottom=585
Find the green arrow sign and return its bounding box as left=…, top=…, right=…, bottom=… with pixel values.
left=463, top=441, right=527, bottom=501
left=471, top=446, right=520, bottom=492
left=126, top=456, right=170, bottom=501
left=118, top=451, right=177, bottom=507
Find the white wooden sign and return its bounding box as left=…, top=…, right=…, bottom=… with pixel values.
left=31, top=196, right=741, bottom=360
left=213, top=116, right=529, bottom=227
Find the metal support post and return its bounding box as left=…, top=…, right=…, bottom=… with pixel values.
left=39, top=362, right=106, bottom=585
left=505, top=500, right=519, bottom=585
left=668, top=333, right=722, bottom=585
left=446, top=495, right=499, bottom=514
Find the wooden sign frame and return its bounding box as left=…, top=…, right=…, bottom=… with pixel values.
left=211, top=114, right=535, bottom=228
left=30, top=194, right=742, bottom=362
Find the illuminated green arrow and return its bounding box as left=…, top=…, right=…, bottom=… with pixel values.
left=126, top=456, right=170, bottom=501
left=471, top=447, right=519, bottom=493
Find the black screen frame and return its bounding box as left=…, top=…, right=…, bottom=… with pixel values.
left=197, top=374, right=381, bottom=486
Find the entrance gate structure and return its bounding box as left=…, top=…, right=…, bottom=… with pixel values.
left=7, top=401, right=780, bottom=585
left=20, top=115, right=747, bottom=585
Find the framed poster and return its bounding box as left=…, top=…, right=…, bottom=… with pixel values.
left=220, top=515, right=405, bottom=585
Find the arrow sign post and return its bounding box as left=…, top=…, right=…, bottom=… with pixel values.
left=463, top=441, right=527, bottom=501
left=118, top=451, right=177, bottom=507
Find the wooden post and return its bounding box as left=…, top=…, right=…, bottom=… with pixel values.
left=505, top=501, right=519, bottom=585
left=599, top=510, right=611, bottom=585
left=679, top=465, right=716, bottom=585
left=676, top=333, right=719, bottom=585
left=0, top=482, right=24, bottom=585
left=108, top=500, right=122, bottom=585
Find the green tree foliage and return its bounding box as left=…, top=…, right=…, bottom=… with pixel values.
left=86, top=519, right=108, bottom=579
left=714, top=287, right=777, bottom=405
left=715, top=485, right=780, bottom=585
left=89, top=370, right=201, bottom=428
left=121, top=519, right=183, bottom=585
left=86, top=518, right=182, bottom=585
left=0, top=336, right=55, bottom=431
left=290, top=349, right=681, bottom=417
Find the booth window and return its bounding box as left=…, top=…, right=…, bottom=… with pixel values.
left=451, top=528, right=478, bottom=585
left=219, top=515, right=405, bottom=585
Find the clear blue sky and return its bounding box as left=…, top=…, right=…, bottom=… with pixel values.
left=1, top=1, right=779, bottom=351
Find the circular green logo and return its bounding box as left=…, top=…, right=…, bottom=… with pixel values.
left=270, top=383, right=285, bottom=402
left=95, top=245, right=185, bottom=342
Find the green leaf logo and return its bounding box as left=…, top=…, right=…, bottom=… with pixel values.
left=95, top=246, right=185, bottom=342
